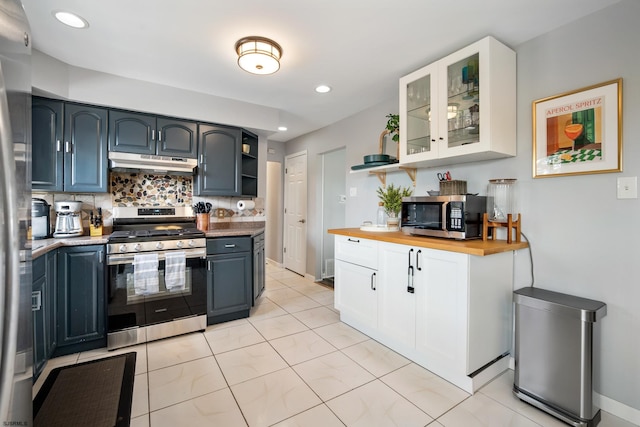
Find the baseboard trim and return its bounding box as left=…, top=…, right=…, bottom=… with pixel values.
left=266, top=258, right=283, bottom=268
left=594, top=392, right=640, bottom=426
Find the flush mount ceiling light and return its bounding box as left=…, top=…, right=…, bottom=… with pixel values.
left=53, top=10, right=89, bottom=29
left=235, top=36, right=282, bottom=75
left=315, top=85, right=331, bottom=93
left=278, top=126, right=288, bottom=131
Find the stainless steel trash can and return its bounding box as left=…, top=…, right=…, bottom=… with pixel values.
left=513, top=287, right=606, bottom=427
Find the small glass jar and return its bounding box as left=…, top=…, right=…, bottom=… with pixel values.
left=487, top=179, right=517, bottom=222
left=376, top=202, right=386, bottom=227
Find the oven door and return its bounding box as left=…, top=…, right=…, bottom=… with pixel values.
left=106, top=248, right=207, bottom=334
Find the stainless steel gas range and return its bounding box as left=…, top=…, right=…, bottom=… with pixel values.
left=106, top=206, right=207, bottom=350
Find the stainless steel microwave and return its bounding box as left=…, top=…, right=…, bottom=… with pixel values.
left=401, top=195, right=488, bottom=240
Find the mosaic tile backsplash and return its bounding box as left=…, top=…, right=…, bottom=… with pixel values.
left=111, top=172, right=191, bottom=207
left=33, top=172, right=263, bottom=234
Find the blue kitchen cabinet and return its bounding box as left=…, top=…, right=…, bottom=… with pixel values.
left=54, top=245, right=106, bottom=357
left=252, top=232, right=265, bottom=304
left=109, top=110, right=197, bottom=158
left=32, top=251, right=57, bottom=380
left=195, top=124, right=241, bottom=196
left=32, top=98, right=108, bottom=192
left=32, top=97, right=64, bottom=191
left=206, top=237, right=252, bottom=324
left=241, top=130, right=258, bottom=197
left=64, top=103, right=109, bottom=192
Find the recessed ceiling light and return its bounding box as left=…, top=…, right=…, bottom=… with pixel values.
left=53, top=11, right=89, bottom=29
left=278, top=126, right=288, bottom=131
left=315, top=85, right=331, bottom=93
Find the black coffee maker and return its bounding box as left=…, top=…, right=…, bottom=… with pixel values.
left=31, top=198, right=51, bottom=239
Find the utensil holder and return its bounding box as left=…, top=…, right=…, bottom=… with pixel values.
left=196, top=213, right=209, bottom=231
left=439, top=180, right=467, bottom=195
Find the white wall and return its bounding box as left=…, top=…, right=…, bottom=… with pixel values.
left=32, top=51, right=280, bottom=140
left=321, top=148, right=346, bottom=277
left=266, top=161, right=283, bottom=263
left=284, top=99, right=399, bottom=279
left=285, top=0, right=640, bottom=418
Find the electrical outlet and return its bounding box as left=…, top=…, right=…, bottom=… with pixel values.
left=617, top=177, right=637, bottom=199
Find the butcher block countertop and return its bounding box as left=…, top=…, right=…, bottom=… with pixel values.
left=328, top=228, right=528, bottom=256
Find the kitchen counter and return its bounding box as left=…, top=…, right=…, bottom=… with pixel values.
left=31, top=222, right=266, bottom=259
left=205, top=221, right=265, bottom=238
left=31, top=236, right=110, bottom=259
left=328, top=227, right=528, bottom=256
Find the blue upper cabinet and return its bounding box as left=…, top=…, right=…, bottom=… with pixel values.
left=109, top=110, right=197, bottom=158
left=32, top=98, right=108, bottom=193
left=157, top=117, right=197, bottom=158
left=64, top=103, right=109, bottom=192
left=32, top=97, right=64, bottom=191
left=195, top=124, right=241, bottom=196
left=109, top=110, right=155, bottom=155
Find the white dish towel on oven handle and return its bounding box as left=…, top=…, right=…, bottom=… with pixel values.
left=133, top=253, right=159, bottom=295
left=165, top=251, right=186, bottom=291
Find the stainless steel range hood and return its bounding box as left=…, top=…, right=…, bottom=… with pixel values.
left=109, top=151, right=197, bottom=175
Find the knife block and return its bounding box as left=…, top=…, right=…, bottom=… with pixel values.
left=90, top=225, right=103, bottom=236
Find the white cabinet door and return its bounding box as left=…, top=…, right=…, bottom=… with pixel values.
left=436, top=36, right=516, bottom=161
left=378, top=243, right=418, bottom=348
left=415, top=249, right=468, bottom=375
left=399, top=62, right=439, bottom=161
left=335, top=260, right=378, bottom=328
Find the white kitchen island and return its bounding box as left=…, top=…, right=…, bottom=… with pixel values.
left=328, top=228, right=528, bottom=393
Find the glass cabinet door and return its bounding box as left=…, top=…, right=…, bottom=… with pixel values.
left=446, top=52, right=480, bottom=148
left=400, top=64, right=438, bottom=159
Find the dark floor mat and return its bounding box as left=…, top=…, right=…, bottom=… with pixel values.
left=33, top=352, right=137, bottom=427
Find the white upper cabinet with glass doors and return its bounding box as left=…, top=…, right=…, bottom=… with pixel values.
left=399, top=36, right=516, bottom=166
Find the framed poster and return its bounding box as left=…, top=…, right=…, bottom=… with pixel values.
left=532, top=78, right=622, bottom=178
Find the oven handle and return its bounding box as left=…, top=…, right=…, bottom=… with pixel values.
left=107, top=248, right=206, bottom=265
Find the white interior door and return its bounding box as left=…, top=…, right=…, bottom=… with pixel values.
left=284, top=151, right=307, bottom=276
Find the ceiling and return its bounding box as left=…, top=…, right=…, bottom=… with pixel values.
left=22, top=0, right=621, bottom=142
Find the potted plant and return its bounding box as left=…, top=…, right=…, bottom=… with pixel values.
left=376, top=183, right=412, bottom=228
left=385, top=114, right=400, bottom=143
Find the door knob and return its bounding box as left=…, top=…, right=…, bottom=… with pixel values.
left=298, top=219, right=306, bottom=223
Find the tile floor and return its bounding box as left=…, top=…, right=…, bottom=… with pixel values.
left=34, top=263, right=637, bottom=427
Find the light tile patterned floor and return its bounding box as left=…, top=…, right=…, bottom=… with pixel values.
left=34, top=263, right=638, bottom=427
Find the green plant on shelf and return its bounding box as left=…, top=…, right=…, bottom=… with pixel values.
left=385, top=113, right=400, bottom=143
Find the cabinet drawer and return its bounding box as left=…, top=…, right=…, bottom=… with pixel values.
left=207, top=237, right=251, bottom=254
left=335, top=235, right=378, bottom=269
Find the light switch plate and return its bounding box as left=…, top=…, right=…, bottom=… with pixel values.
left=617, top=176, right=637, bottom=199
left=349, top=187, right=357, bottom=197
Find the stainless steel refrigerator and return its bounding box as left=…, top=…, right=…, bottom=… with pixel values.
left=0, top=0, right=31, bottom=424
